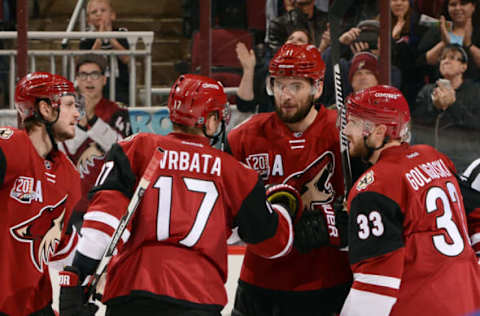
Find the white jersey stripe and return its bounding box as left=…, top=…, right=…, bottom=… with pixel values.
left=266, top=204, right=293, bottom=260
left=354, top=272, right=401, bottom=289
left=83, top=211, right=131, bottom=242
left=340, top=288, right=396, bottom=316
left=77, top=228, right=113, bottom=260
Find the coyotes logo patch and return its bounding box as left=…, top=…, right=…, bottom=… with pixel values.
left=283, top=151, right=335, bottom=208
left=10, top=195, right=68, bottom=272
left=356, top=170, right=374, bottom=191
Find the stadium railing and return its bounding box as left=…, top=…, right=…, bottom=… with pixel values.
left=0, top=31, right=154, bottom=108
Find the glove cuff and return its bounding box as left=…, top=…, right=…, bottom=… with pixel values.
left=59, top=267, right=80, bottom=287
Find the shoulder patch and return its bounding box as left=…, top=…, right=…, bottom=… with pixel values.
left=356, top=170, right=374, bottom=191
left=0, top=127, right=14, bottom=139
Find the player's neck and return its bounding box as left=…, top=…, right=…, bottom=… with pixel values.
left=285, top=107, right=317, bottom=133
left=28, top=124, right=54, bottom=158
left=369, top=140, right=401, bottom=164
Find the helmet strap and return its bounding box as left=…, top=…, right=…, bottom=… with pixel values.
left=203, top=119, right=226, bottom=149
left=362, top=134, right=389, bottom=162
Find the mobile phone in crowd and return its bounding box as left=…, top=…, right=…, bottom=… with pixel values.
left=437, top=78, right=452, bottom=90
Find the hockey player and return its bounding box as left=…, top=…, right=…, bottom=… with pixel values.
left=59, top=54, right=131, bottom=219
left=340, top=85, right=480, bottom=316
left=58, top=74, right=301, bottom=316
left=0, top=72, right=82, bottom=315
left=227, top=43, right=352, bottom=316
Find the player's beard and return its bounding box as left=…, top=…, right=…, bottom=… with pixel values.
left=349, top=136, right=366, bottom=159
left=52, top=120, right=76, bottom=142
left=275, top=95, right=314, bottom=124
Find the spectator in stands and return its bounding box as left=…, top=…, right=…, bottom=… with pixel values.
left=348, top=51, right=380, bottom=94
left=390, top=0, right=428, bottom=104
left=412, top=44, right=480, bottom=172
left=336, top=0, right=379, bottom=59
left=236, top=28, right=312, bottom=113
left=266, top=0, right=329, bottom=59
left=417, top=0, right=480, bottom=83
left=59, top=54, right=131, bottom=224
left=321, top=21, right=402, bottom=106
left=80, top=0, right=130, bottom=105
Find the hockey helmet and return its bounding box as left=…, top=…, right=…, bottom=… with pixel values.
left=346, top=85, right=410, bottom=140
left=269, top=43, right=325, bottom=80
left=267, top=43, right=325, bottom=96
left=168, top=74, right=230, bottom=128
left=15, top=72, right=77, bottom=122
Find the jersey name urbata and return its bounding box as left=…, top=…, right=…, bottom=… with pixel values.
left=227, top=107, right=352, bottom=292
left=0, top=127, right=81, bottom=316
left=343, top=143, right=480, bottom=316
left=59, top=98, right=131, bottom=213
left=79, top=132, right=292, bottom=310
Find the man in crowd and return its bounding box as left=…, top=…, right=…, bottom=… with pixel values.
left=59, top=54, right=131, bottom=219
left=0, top=72, right=82, bottom=315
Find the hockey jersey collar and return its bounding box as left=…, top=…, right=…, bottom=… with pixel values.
left=168, top=132, right=211, bottom=146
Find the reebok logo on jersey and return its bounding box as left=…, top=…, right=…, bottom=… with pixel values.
left=356, top=170, right=374, bottom=191
left=10, top=195, right=68, bottom=272
left=10, top=176, right=43, bottom=204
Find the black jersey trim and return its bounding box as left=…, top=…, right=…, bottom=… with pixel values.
left=88, top=143, right=136, bottom=199
left=349, top=191, right=405, bottom=264
left=105, top=290, right=223, bottom=312
left=234, top=176, right=278, bottom=244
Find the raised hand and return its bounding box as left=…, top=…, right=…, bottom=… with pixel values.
left=235, top=42, right=256, bottom=73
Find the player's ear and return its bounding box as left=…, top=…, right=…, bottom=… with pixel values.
left=37, top=100, right=53, bottom=120
left=312, top=79, right=323, bottom=99
left=373, top=124, right=388, bottom=139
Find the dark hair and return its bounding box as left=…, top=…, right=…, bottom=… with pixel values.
left=390, top=2, right=412, bottom=36
left=75, top=54, right=107, bottom=74
left=286, top=27, right=312, bottom=44
left=443, top=0, right=479, bottom=26
left=442, top=44, right=469, bottom=63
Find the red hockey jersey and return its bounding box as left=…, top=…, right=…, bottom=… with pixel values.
left=342, top=143, right=480, bottom=316
left=227, top=107, right=352, bottom=291
left=0, top=127, right=81, bottom=316
left=79, top=132, right=293, bottom=310
left=59, top=98, right=131, bottom=213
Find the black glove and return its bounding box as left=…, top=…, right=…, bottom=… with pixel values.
left=59, top=266, right=99, bottom=316
left=293, top=209, right=329, bottom=253
left=333, top=196, right=349, bottom=248
left=265, top=183, right=303, bottom=221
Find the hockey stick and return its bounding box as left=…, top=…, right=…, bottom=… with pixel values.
left=329, top=0, right=354, bottom=196
left=86, top=147, right=164, bottom=300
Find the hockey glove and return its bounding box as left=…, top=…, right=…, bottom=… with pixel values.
left=266, top=184, right=304, bottom=221
left=59, top=266, right=99, bottom=316
left=293, top=208, right=330, bottom=253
